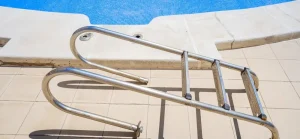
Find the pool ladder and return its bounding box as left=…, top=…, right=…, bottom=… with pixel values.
left=42, top=26, right=279, bottom=139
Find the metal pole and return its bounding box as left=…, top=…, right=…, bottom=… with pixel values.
left=242, top=68, right=266, bottom=120
left=42, top=67, right=279, bottom=139
left=181, top=51, right=192, bottom=100
left=70, top=26, right=260, bottom=89
left=42, top=68, right=143, bottom=137
left=212, top=60, right=230, bottom=110
left=70, top=28, right=148, bottom=84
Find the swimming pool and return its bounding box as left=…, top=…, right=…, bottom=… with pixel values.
left=0, top=0, right=292, bottom=25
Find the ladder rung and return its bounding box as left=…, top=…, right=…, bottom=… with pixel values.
left=181, top=51, right=192, bottom=100
left=212, top=60, right=230, bottom=110
left=242, top=68, right=266, bottom=120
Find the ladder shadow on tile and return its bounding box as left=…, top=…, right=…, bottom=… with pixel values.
left=58, top=80, right=246, bottom=139
left=29, top=129, right=138, bottom=139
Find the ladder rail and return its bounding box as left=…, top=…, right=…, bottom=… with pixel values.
left=42, top=67, right=279, bottom=139
left=181, top=51, right=192, bottom=100
left=212, top=60, right=230, bottom=110
left=242, top=68, right=266, bottom=120
left=70, top=26, right=259, bottom=89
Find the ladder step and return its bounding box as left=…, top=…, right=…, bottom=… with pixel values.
left=181, top=51, right=192, bottom=100
left=212, top=60, right=230, bottom=110
left=242, top=68, right=266, bottom=120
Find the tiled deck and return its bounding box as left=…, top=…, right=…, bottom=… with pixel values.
left=1, top=39, right=300, bottom=139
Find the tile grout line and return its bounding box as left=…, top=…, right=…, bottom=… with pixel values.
left=269, top=45, right=300, bottom=100
left=3, top=99, right=300, bottom=109
left=214, top=12, right=236, bottom=49
left=274, top=4, right=300, bottom=23
left=296, top=39, right=300, bottom=46
left=240, top=47, right=248, bottom=62
left=59, top=80, right=81, bottom=135
left=264, top=108, right=274, bottom=123
left=186, top=106, right=192, bottom=139
left=14, top=101, right=35, bottom=136
left=229, top=118, right=238, bottom=139
left=262, top=5, right=296, bottom=35
left=183, top=16, right=199, bottom=54
left=0, top=74, right=17, bottom=99
left=102, top=84, right=116, bottom=137
left=145, top=71, right=152, bottom=138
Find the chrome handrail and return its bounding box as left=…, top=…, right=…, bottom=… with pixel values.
left=42, top=67, right=279, bottom=139
left=70, top=26, right=259, bottom=89
left=42, top=26, right=280, bottom=138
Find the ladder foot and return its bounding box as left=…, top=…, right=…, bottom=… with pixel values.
left=222, top=103, right=230, bottom=110
left=185, top=93, right=192, bottom=100
left=135, top=121, right=143, bottom=137
left=258, top=113, right=267, bottom=121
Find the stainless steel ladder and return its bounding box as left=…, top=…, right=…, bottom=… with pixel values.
left=42, top=26, right=279, bottom=139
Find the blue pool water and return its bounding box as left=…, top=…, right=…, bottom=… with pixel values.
left=0, top=0, right=292, bottom=25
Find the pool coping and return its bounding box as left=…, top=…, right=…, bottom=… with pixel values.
left=0, top=1, right=300, bottom=69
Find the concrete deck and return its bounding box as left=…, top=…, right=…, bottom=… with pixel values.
left=1, top=1, right=300, bottom=69
left=0, top=39, right=300, bottom=139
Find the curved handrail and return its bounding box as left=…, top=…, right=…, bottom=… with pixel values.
left=70, top=26, right=260, bottom=89
left=42, top=67, right=278, bottom=139
left=42, top=67, right=143, bottom=137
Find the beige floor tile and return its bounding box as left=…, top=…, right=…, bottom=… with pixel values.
left=242, top=44, right=276, bottom=59
left=18, top=102, right=68, bottom=135
left=190, top=79, right=218, bottom=106
left=147, top=105, right=190, bottom=139
left=103, top=105, right=148, bottom=138
left=0, top=75, right=13, bottom=96
left=0, top=135, right=15, bottom=139
left=0, top=75, right=43, bottom=101
left=110, top=89, right=149, bottom=104
left=73, top=81, right=113, bottom=103
left=190, top=79, right=216, bottom=89
left=231, top=108, right=272, bottom=139
left=36, top=75, right=79, bottom=102
left=224, top=80, right=266, bottom=108
left=188, top=107, right=235, bottom=139
left=0, top=101, right=33, bottom=134
left=151, top=70, right=214, bottom=79
left=247, top=59, right=289, bottom=81
left=15, top=135, right=57, bottom=139
left=270, top=40, right=300, bottom=60
left=19, top=67, right=52, bottom=76
left=222, top=58, right=249, bottom=80
left=259, top=81, right=300, bottom=109
left=0, top=67, right=21, bottom=75
left=292, top=82, right=300, bottom=96
left=110, top=78, right=150, bottom=104
left=268, top=109, right=300, bottom=139
left=197, top=92, right=218, bottom=106
left=62, top=103, right=109, bottom=134
left=279, top=60, right=300, bottom=81
left=219, top=49, right=245, bottom=59
left=149, top=78, right=182, bottom=105
left=149, top=78, right=216, bottom=105
left=149, top=78, right=182, bottom=88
